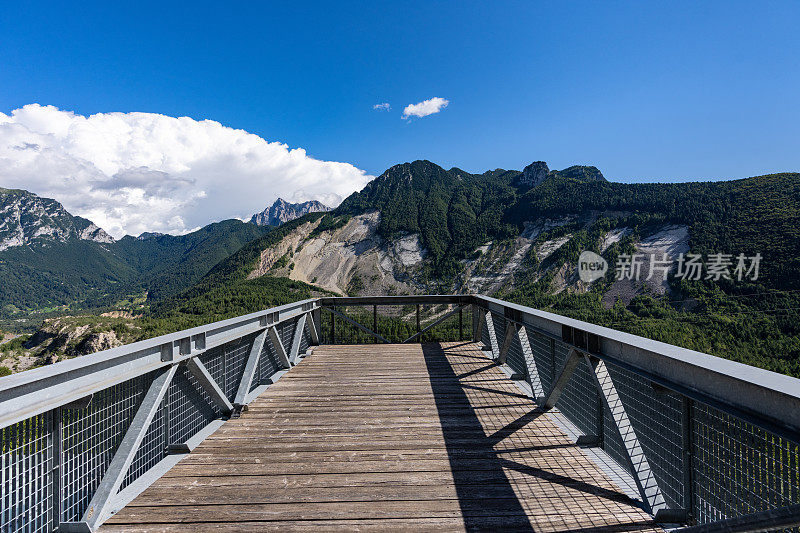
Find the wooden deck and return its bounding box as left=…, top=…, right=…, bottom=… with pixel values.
left=101, top=342, right=661, bottom=532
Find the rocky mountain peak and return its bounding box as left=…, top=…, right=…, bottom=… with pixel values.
left=515, top=161, right=550, bottom=187
left=0, top=187, right=114, bottom=251
left=250, top=198, right=330, bottom=227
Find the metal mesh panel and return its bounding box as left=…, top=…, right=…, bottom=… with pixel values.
left=258, top=331, right=283, bottom=386
left=200, top=347, right=226, bottom=399
left=120, top=401, right=165, bottom=491
left=220, top=335, right=253, bottom=401
left=280, top=319, right=295, bottom=353
left=504, top=325, right=526, bottom=377
left=480, top=311, right=491, bottom=350
left=490, top=312, right=506, bottom=357
left=692, top=402, right=800, bottom=524
left=553, top=345, right=600, bottom=438
left=60, top=372, right=151, bottom=523
left=1, top=413, right=53, bottom=533
left=166, top=366, right=218, bottom=447
left=299, top=322, right=310, bottom=355
left=604, top=362, right=685, bottom=509
left=526, top=328, right=555, bottom=392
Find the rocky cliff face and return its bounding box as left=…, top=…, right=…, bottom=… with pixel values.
left=245, top=207, right=689, bottom=306
left=514, top=161, right=550, bottom=187
left=0, top=187, right=114, bottom=250
left=250, top=198, right=330, bottom=227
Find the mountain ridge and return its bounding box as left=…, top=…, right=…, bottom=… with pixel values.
left=250, top=198, right=330, bottom=227
left=0, top=187, right=114, bottom=251
left=3, top=160, right=800, bottom=377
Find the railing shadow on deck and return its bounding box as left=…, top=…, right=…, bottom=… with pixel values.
left=421, top=342, right=535, bottom=531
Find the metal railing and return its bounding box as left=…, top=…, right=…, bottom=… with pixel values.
left=1, top=299, right=319, bottom=532
left=1, top=294, right=799, bottom=532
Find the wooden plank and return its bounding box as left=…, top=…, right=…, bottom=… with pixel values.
left=100, top=342, right=660, bottom=533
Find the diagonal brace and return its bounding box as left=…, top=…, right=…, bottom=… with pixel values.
left=76, top=365, right=177, bottom=531
left=326, top=306, right=390, bottom=344
left=402, top=305, right=466, bottom=343
left=186, top=357, right=233, bottom=415
left=497, top=319, right=517, bottom=364
left=517, top=326, right=545, bottom=400
left=233, top=329, right=268, bottom=408
left=585, top=354, right=667, bottom=516
left=484, top=311, right=500, bottom=358
left=268, top=325, right=292, bottom=368
left=289, top=314, right=307, bottom=364
left=305, top=310, right=319, bottom=345
left=542, top=348, right=581, bottom=409
left=473, top=304, right=485, bottom=344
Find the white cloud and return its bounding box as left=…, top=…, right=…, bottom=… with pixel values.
left=0, top=104, right=373, bottom=238
left=402, top=97, right=449, bottom=119
left=373, top=103, right=391, bottom=111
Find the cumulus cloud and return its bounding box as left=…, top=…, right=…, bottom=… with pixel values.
left=402, top=97, right=449, bottom=119
left=373, top=103, right=391, bottom=111
left=0, top=104, right=373, bottom=238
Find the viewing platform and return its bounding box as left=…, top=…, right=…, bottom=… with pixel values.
left=101, top=342, right=659, bottom=532
left=2, top=295, right=799, bottom=532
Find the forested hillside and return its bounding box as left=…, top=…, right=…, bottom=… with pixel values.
left=340, top=161, right=800, bottom=289
left=5, top=160, right=800, bottom=379
left=154, top=160, right=800, bottom=376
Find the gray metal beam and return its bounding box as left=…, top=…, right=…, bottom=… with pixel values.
left=185, top=358, right=233, bottom=415
left=543, top=348, right=581, bottom=409
left=473, top=304, right=484, bottom=344
left=496, top=319, right=517, bottom=365
left=585, top=355, right=666, bottom=516
left=402, top=305, right=466, bottom=343
left=474, top=294, right=800, bottom=439
left=319, top=295, right=472, bottom=306
left=325, top=306, right=391, bottom=344
left=289, top=314, right=307, bottom=364
left=73, top=365, right=177, bottom=531
left=484, top=311, right=499, bottom=359
left=674, top=503, right=800, bottom=533
left=305, top=310, right=320, bottom=345
left=0, top=298, right=317, bottom=429
left=268, top=325, right=292, bottom=369
left=517, top=326, right=545, bottom=400
left=233, top=329, right=268, bottom=407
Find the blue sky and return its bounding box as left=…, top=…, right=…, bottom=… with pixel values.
left=1, top=1, right=799, bottom=234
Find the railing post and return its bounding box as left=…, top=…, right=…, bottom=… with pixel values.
left=416, top=304, right=421, bottom=342
left=472, top=304, right=483, bottom=343
left=330, top=305, right=336, bottom=344
left=312, top=307, right=322, bottom=344
left=373, top=305, right=378, bottom=344
left=459, top=307, right=463, bottom=340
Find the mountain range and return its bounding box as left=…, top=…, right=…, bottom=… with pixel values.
left=2, top=160, right=799, bottom=377
left=0, top=191, right=326, bottom=319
